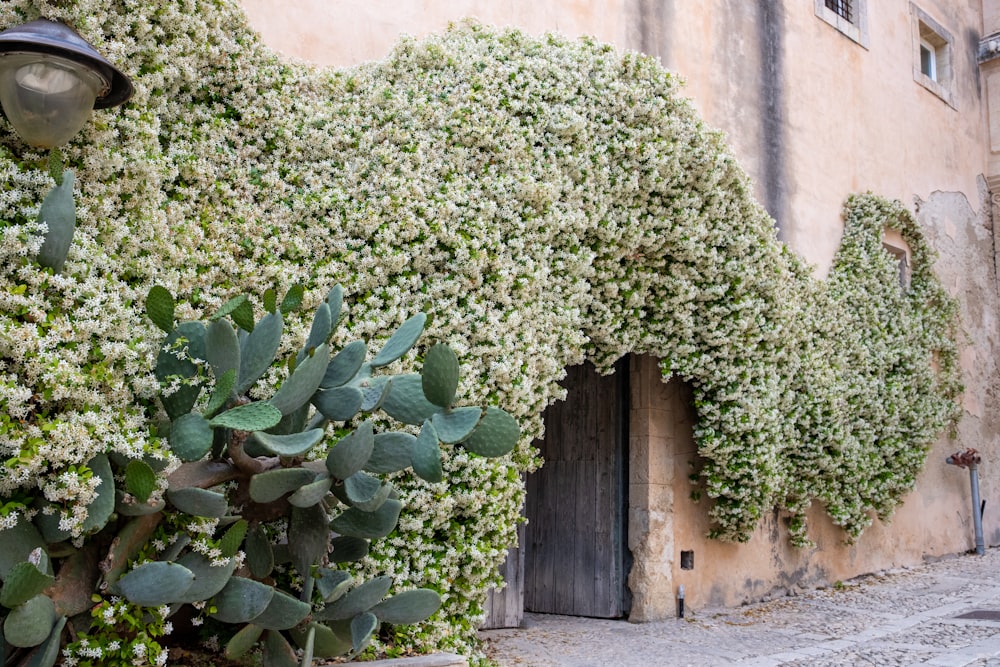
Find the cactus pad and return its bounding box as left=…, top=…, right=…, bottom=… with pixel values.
left=370, top=312, right=426, bottom=367
left=169, top=412, right=215, bottom=462
left=173, top=552, right=237, bottom=603
left=35, top=171, right=76, bottom=274
left=314, top=575, right=392, bottom=621
left=411, top=420, right=443, bottom=484
left=114, top=561, right=195, bottom=606
left=246, top=526, right=275, bottom=579
left=326, top=421, right=375, bottom=480
left=263, top=628, right=300, bottom=667
left=422, top=343, right=460, bottom=408
left=351, top=611, right=379, bottom=654
left=145, top=285, right=175, bottom=333
left=0, top=520, right=46, bottom=578
left=461, top=407, right=521, bottom=458
left=302, top=302, right=333, bottom=361
left=330, top=536, right=370, bottom=564
left=247, top=588, right=311, bottom=630
left=248, top=428, right=325, bottom=457
left=330, top=499, right=403, bottom=539
left=124, top=459, right=158, bottom=504
left=237, top=310, right=283, bottom=393
left=343, top=471, right=384, bottom=506
left=269, top=343, right=329, bottom=415
left=224, top=622, right=264, bottom=660
left=288, top=475, right=333, bottom=508
left=288, top=503, right=330, bottom=576
left=362, top=377, right=393, bottom=413
left=316, top=568, right=353, bottom=602
left=371, top=588, right=442, bottom=625
left=0, top=561, right=55, bottom=608
left=81, top=454, right=115, bottom=534
left=249, top=468, right=318, bottom=504
left=313, top=385, right=365, bottom=422
left=365, top=433, right=415, bottom=474
left=4, top=594, right=57, bottom=648
left=206, top=318, right=241, bottom=387
left=432, top=406, right=482, bottom=444
left=380, top=373, right=439, bottom=425
left=25, top=614, right=65, bottom=667
left=321, top=340, right=367, bottom=388
left=210, top=577, right=275, bottom=624
left=167, top=487, right=229, bottom=518
left=210, top=294, right=249, bottom=322
left=204, top=368, right=236, bottom=417
left=210, top=401, right=282, bottom=432
left=279, top=284, right=305, bottom=314
left=292, top=622, right=352, bottom=659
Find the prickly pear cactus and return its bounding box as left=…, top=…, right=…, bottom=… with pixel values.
left=0, top=284, right=518, bottom=666
left=138, top=284, right=519, bottom=662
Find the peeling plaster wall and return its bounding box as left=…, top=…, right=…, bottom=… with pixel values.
left=238, top=0, right=1000, bottom=618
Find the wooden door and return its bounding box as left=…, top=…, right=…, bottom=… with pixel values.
left=522, top=360, right=630, bottom=618
left=481, top=522, right=524, bottom=629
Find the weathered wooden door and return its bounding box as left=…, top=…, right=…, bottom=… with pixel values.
left=522, top=360, right=630, bottom=618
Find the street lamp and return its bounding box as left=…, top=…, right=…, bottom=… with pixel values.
left=0, top=18, right=133, bottom=148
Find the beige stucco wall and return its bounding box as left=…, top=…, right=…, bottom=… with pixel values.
left=238, top=0, right=988, bottom=273
left=237, top=1, right=1000, bottom=618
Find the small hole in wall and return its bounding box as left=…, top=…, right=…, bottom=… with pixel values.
left=680, top=550, right=694, bottom=570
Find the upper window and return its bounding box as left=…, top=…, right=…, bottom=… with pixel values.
left=910, top=4, right=955, bottom=107
left=825, top=0, right=852, bottom=21
left=815, top=0, right=869, bottom=48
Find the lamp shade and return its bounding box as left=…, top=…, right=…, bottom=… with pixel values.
left=0, top=19, right=133, bottom=147
left=0, top=52, right=103, bottom=148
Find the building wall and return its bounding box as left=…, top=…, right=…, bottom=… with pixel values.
left=238, top=0, right=1000, bottom=618
left=238, top=0, right=988, bottom=271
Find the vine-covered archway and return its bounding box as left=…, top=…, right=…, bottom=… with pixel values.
left=0, top=2, right=959, bottom=655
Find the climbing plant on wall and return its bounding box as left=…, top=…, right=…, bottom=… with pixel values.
left=0, top=0, right=960, bottom=658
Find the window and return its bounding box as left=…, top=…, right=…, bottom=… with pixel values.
left=910, top=4, right=955, bottom=106
left=919, top=39, right=937, bottom=80
left=815, top=0, right=869, bottom=48
left=882, top=242, right=910, bottom=290
left=825, top=0, right=852, bottom=21
left=882, top=230, right=911, bottom=291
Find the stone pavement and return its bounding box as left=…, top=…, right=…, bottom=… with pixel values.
left=479, top=547, right=1000, bottom=666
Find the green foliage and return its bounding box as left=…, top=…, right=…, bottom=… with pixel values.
left=0, top=5, right=963, bottom=660
left=0, top=284, right=517, bottom=665
left=34, top=171, right=76, bottom=274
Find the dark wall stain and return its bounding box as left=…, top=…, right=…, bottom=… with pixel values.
left=759, top=0, right=789, bottom=237
left=626, top=0, right=673, bottom=64
left=968, top=28, right=983, bottom=99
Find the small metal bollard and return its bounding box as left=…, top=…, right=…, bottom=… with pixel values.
left=946, top=448, right=985, bottom=556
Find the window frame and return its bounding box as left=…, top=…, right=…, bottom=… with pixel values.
left=814, top=0, right=869, bottom=48
left=910, top=3, right=955, bottom=107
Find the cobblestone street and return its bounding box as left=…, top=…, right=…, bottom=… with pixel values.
left=480, top=547, right=1000, bottom=666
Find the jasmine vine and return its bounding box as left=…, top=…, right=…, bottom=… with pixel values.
left=0, top=0, right=960, bottom=657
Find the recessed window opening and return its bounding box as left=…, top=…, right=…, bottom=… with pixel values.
left=918, top=25, right=948, bottom=82
left=910, top=4, right=955, bottom=106
left=882, top=242, right=911, bottom=291
left=920, top=39, right=937, bottom=80
left=825, top=0, right=853, bottom=22
left=815, top=0, right=868, bottom=48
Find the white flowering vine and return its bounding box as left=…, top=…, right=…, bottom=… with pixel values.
left=0, top=0, right=960, bottom=656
